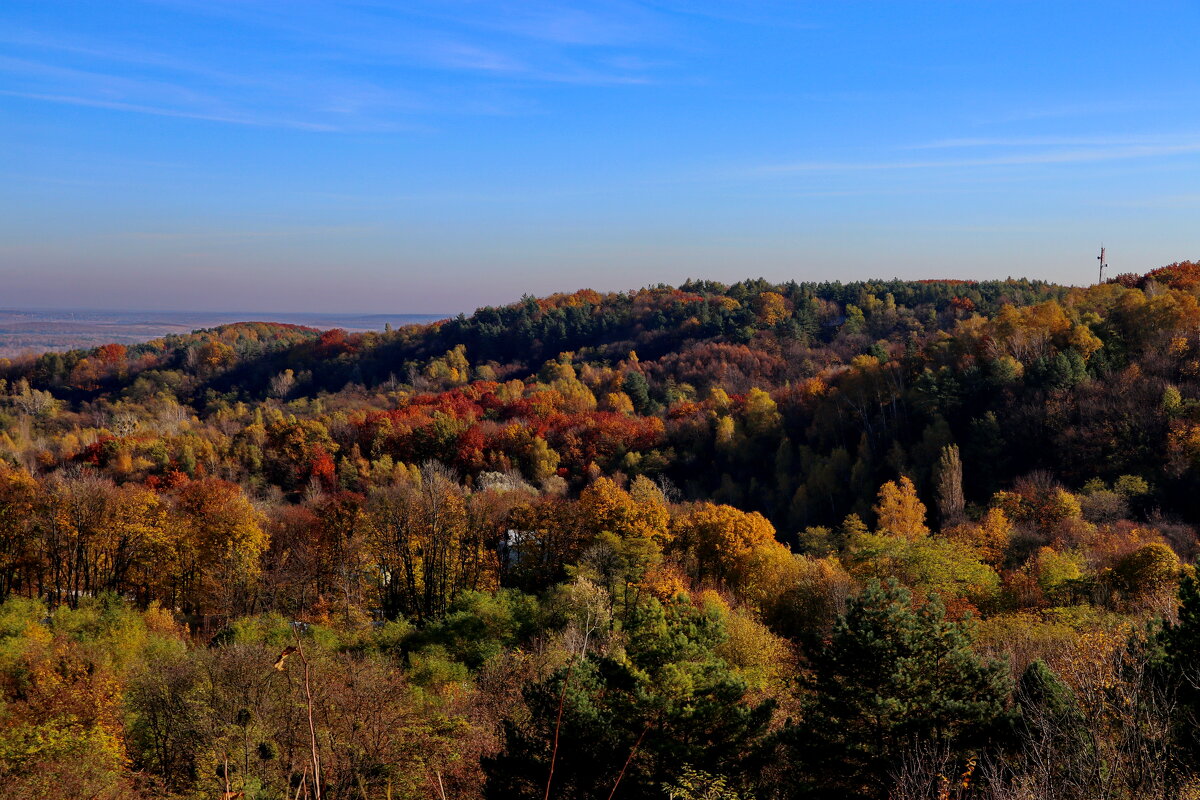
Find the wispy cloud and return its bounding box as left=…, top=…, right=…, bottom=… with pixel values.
left=906, top=134, right=1200, bottom=150
left=150, top=0, right=674, bottom=77
left=0, top=89, right=347, bottom=131
left=418, top=40, right=527, bottom=74
left=0, top=46, right=426, bottom=131
left=0, top=28, right=266, bottom=87
left=645, top=1, right=818, bottom=31
left=449, top=2, right=664, bottom=46
left=0, top=0, right=682, bottom=131
left=755, top=141, right=1200, bottom=175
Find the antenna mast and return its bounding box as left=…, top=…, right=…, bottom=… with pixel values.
left=1097, top=246, right=1107, bottom=284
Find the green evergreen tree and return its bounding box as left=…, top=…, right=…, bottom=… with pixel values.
left=1011, top=658, right=1091, bottom=790
left=623, top=370, right=652, bottom=414
left=781, top=579, right=1012, bottom=799
left=1158, top=575, right=1200, bottom=765
left=483, top=595, right=772, bottom=799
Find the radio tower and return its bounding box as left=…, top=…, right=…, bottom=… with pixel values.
left=1097, top=246, right=1107, bottom=284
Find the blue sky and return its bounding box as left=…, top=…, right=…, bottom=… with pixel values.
left=2, top=1, right=1199, bottom=313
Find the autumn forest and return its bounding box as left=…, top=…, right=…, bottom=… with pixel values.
left=7, top=264, right=1200, bottom=799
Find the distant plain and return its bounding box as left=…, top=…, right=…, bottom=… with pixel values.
left=0, top=309, right=446, bottom=358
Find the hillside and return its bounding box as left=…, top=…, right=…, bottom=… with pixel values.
left=1, top=273, right=1190, bottom=531
left=2, top=271, right=1200, bottom=797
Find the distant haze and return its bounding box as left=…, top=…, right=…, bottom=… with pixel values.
left=2, top=2, right=1199, bottom=311
left=0, top=308, right=445, bottom=357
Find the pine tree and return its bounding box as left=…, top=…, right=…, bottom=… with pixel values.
left=484, top=595, right=773, bottom=799
left=1011, top=659, right=1089, bottom=789
left=781, top=579, right=1012, bottom=799
left=1158, top=575, right=1200, bottom=765
left=623, top=370, right=652, bottom=414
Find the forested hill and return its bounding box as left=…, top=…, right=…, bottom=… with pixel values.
left=8, top=268, right=1200, bottom=797
left=0, top=271, right=1194, bottom=534
left=5, top=277, right=1066, bottom=400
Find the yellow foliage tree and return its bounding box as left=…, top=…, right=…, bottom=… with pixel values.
left=363, top=465, right=499, bottom=620
left=0, top=619, right=128, bottom=797
left=604, top=391, right=635, bottom=415
left=424, top=344, right=470, bottom=385
left=578, top=476, right=670, bottom=546
left=874, top=476, right=929, bottom=540
left=0, top=464, right=40, bottom=599
left=672, top=502, right=781, bottom=588
left=527, top=436, right=561, bottom=483
left=754, top=291, right=790, bottom=326
left=702, top=590, right=792, bottom=693
left=946, top=507, right=1012, bottom=568
left=1067, top=323, right=1104, bottom=359
left=742, top=388, right=781, bottom=436
left=169, top=478, right=268, bottom=615
left=714, top=415, right=736, bottom=451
